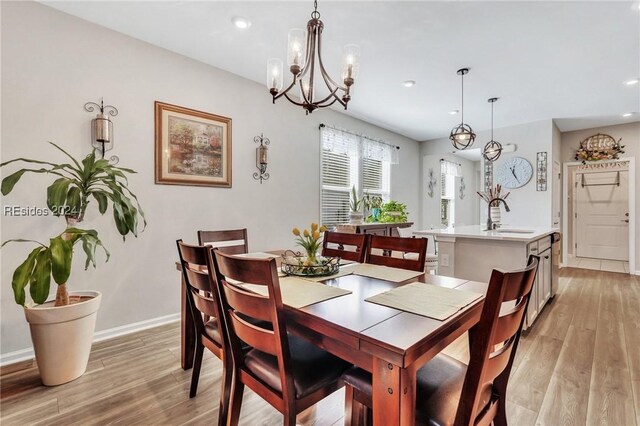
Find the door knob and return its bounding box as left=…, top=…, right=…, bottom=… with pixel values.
left=625, top=213, right=629, bottom=217
left=622, top=219, right=629, bottom=223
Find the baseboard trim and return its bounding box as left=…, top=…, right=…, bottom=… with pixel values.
left=0, top=313, right=180, bottom=367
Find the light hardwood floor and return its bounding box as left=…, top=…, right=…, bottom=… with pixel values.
left=1, top=268, right=638, bottom=426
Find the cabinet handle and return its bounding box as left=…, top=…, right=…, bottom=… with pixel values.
left=530, top=248, right=538, bottom=252
left=544, top=255, right=550, bottom=259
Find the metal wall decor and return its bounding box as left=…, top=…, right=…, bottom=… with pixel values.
left=483, top=160, right=494, bottom=192
left=267, top=0, right=359, bottom=114
left=253, top=134, right=270, bottom=183
left=450, top=68, right=476, bottom=150
left=427, top=168, right=437, bottom=198
left=575, top=133, right=624, bottom=163
left=84, top=98, right=119, bottom=162
left=536, top=152, right=547, bottom=191
left=483, top=97, right=503, bottom=162
left=459, top=177, right=466, bottom=199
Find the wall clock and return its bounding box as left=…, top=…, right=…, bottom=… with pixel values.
left=496, top=157, right=533, bottom=189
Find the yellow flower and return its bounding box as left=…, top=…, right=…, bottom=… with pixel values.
left=319, top=225, right=327, bottom=232
left=311, top=223, right=318, bottom=231
left=292, top=227, right=300, bottom=236
left=303, top=229, right=310, bottom=237
left=312, top=230, right=320, bottom=240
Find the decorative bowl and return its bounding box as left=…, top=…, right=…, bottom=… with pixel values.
left=280, top=252, right=340, bottom=277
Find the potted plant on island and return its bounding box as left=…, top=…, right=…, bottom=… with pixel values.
left=348, top=185, right=364, bottom=224
left=1, top=143, right=145, bottom=386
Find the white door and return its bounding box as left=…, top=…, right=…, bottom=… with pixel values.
left=576, top=170, right=629, bottom=261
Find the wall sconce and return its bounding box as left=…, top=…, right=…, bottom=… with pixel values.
left=253, top=134, right=270, bottom=183
left=84, top=98, right=118, bottom=160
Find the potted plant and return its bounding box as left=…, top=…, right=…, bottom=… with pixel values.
left=348, top=185, right=364, bottom=224
left=1, top=143, right=145, bottom=386
left=378, top=200, right=409, bottom=223
left=363, top=193, right=383, bottom=222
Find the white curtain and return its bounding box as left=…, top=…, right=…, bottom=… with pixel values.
left=321, top=125, right=399, bottom=164
left=441, top=159, right=461, bottom=177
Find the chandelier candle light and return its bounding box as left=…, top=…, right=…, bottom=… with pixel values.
left=483, top=97, right=503, bottom=162
left=450, top=68, right=476, bottom=150
left=267, top=0, right=360, bottom=114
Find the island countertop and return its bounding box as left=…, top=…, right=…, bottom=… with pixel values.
left=413, top=225, right=558, bottom=243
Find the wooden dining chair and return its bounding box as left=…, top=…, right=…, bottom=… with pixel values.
left=321, top=231, right=368, bottom=263
left=209, top=250, right=351, bottom=426
left=176, top=240, right=231, bottom=426
left=341, top=255, right=539, bottom=426
left=365, top=234, right=428, bottom=272
left=197, top=228, right=249, bottom=255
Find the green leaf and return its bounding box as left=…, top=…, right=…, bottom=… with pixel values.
left=46, top=178, right=71, bottom=215
left=30, top=249, right=51, bottom=304
left=66, top=185, right=81, bottom=216
left=1, top=168, right=51, bottom=195
left=50, top=236, right=72, bottom=285
left=92, top=191, right=108, bottom=214
left=2, top=239, right=46, bottom=248
left=80, top=233, right=110, bottom=269
left=112, top=203, right=129, bottom=237
left=48, top=142, right=83, bottom=171
left=11, top=247, right=42, bottom=305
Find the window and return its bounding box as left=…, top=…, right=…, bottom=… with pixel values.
left=320, top=127, right=393, bottom=227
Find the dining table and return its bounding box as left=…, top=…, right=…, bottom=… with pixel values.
left=175, top=251, right=487, bottom=426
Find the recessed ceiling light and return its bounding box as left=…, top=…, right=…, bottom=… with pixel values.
left=231, top=16, right=251, bottom=29
left=402, top=80, right=416, bottom=87
left=622, top=112, right=636, bottom=117
left=625, top=78, right=639, bottom=85
left=449, top=110, right=459, bottom=115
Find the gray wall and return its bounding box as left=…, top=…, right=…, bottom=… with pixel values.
left=0, top=1, right=421, bottom=357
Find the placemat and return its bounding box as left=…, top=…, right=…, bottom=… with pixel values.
left=241, top=276, right=352, bottom=309
left=353, top=263, right=424, bottom=283
left=365, top=282, right=483, bottom=320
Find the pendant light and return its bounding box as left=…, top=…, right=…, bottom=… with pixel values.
left=449, top=68, right=476, bottom=150
left=483, top=97, right=503, bottom=162
left=267, top=0, right=360, bottom=114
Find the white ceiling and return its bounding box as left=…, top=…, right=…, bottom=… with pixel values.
left=42, top=1, right=640, bottom=141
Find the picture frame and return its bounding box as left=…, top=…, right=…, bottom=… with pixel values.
left=154, top=101, right=232, bottom=187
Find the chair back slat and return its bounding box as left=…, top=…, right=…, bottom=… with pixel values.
left=455, top=255, right=539, bottom=426
left=192, top=292, right=218, bottom=318
left=198, top=229, right=249, bottom=255
left=321, top=231, right=368, bottom=263
left=210, top=250, right=297, bottom=403
left=184, top=268, right=213, bottom=292
left=221, top=281, right=274, bottom=323
left=229, top=311, right=278, bottom=355
left=366, top=235, right=427, bottom=272
left=491, top=298, right=528, bottom=346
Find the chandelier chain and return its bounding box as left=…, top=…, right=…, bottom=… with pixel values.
left=461, top=72, right=464, bottom=123
left=491, top=99, right=494, bottom=140
left=312, top=0, right=320, bottom=19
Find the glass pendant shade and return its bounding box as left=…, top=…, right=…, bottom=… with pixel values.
left=287, top=28, right=306, bottom=71
left=266, top=58, right=284, bottom=92
left=341, top=44, right=360, bottom=85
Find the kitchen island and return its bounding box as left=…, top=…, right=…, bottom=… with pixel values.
left=414, top=225, right=560, bottom=328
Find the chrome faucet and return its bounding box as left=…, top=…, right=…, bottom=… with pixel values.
left=487, top=198, right=511, bottom=230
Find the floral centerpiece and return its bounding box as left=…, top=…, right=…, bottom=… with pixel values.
left=283, top=223, right=339, bottom=276
left=292, top=222, right=326, bottom=264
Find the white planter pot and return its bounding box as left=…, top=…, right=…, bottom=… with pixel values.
left=490, top=206, right=501, bottom=226
left=24, top=291, right=101, bottom=386
left=349, top=211, right=364, bottom=225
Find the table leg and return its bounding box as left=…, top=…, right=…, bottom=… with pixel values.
left=181, top=273, right=196, bottom=370
left=372, top=358, right=416, bottom=426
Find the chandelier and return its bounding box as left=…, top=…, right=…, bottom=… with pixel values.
left=266, top=0, right=360, bottom=114
left=483, top=97, right=503, bottom=162
left=450, top=68, right=476, bottom=150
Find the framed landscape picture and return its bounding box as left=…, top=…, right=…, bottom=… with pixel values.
left=154, top=101, right=232, bottom=187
